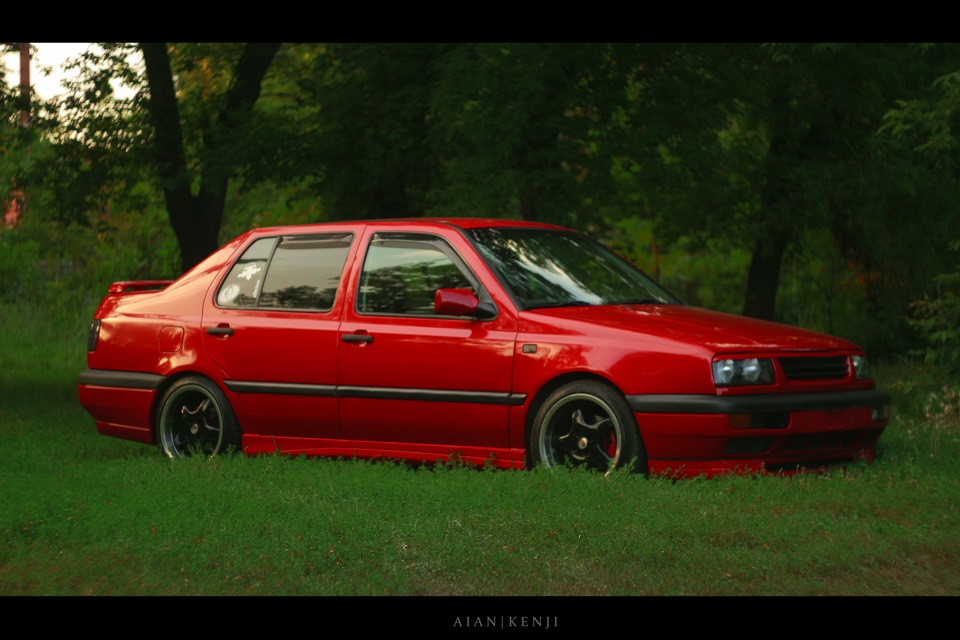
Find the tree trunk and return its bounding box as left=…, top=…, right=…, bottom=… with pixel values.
left=741, top=99, right=794, bottom=322
left=164, top=189, right=225, bottom=273
left=141, top=43, right=280, bottom=274
left=742, top=230, right=789, bottom=320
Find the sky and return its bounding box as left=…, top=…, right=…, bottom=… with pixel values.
left=2, top=43, right=136, bottom=100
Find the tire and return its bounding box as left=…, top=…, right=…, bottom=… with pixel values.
left=156, top=377, right=241, bottom=458
left=529, top=380, right=646, bottom=474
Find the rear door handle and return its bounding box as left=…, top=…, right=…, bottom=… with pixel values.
left=206, top=326, right=235, bottom=337
left=342, top=333, right=373, bottom=344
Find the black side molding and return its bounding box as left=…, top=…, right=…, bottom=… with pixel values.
left=224, top=381, right=337, bottom=396
left=337, top=385, right=527, bottom=406
left=77, top=369, right=166, bottom=390
left=225, top=380, right=527, bottom=406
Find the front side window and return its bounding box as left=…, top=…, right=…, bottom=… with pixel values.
left=216, top=233, right=353, bottom=311
left=357, top=233, right=475, bottom=315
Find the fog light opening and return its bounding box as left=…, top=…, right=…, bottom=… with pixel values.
left=724, top=437, right=773, bottom=455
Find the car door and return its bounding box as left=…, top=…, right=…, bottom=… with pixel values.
left=202, top=227, right=361, bottom=441
left=337, top=227, right=519, bottom=449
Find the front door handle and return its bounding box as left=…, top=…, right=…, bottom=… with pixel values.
left=342, top=333, right=373, bottom=344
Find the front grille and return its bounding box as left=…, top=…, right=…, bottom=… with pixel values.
left=778, top=356, right=849, bottom=381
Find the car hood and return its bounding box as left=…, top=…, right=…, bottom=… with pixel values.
left=524, top=304, right=860, bottom=354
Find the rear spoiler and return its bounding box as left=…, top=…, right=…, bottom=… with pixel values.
left=107, top=280, right=174, bottom=294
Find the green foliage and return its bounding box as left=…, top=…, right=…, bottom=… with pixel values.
left=604, top=216, right=750, bottom=313
left=296, top=43, right=446, bottom=218
left=11, top=42, right=960, bottom=361
left=909, top=243, right=960, bottom=373
left=43, top=44, right=149, bottom=226
left=0, top=178, right=178, bottom=314
left=609, top=44, right=960, bottom=324
left=0, top=230, right=42, bottom=298
left=426, top=44, right=623, bottom=225
left=882, top=45, right=960, bottom=167
left=219, top=178, right=327, bottom=241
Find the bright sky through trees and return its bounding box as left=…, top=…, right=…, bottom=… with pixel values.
left=2, top=43, right=91, bottom=99
left=3, top=43, right=138, bottom=100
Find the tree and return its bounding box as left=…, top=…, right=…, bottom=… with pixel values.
left=292, top=43, right=448, bottom=219
left=882, top=44, right=960, bottom=166
left=30, top=43, right=285, bottom=273
left=300, top=44, right=635, bottom=225
left=28, top=41, right=960, bottom=359
left=427, top=43, right=628, bottom=224
left=613, top=43, right=960, bottom=325
left=141, top=43, right=281, bottom=272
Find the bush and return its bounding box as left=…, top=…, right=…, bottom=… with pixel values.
left=0, top=231, right=43, bottom=298
left=909, top=242, right=960, bottom=373
left=0, top=203, right=178, bottom=316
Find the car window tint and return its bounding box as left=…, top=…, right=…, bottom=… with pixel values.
left=358, top=234, right=473, bottom=315
left=216, top=234, right=353, bottom=311
left=259, top=234, right=353, bottom=311
left=467, top=228, right=680, bottom=309
left=217, top=237, right=277, bottom=307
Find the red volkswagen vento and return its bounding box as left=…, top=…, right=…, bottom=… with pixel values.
left=78, top=219, right=890, bottom=477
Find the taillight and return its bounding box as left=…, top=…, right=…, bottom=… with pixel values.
left=87, top=319, right=101, bottom=352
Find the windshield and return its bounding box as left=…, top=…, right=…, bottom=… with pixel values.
left=466, top=227, right=680, bottom=309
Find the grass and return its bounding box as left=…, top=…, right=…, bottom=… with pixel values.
left=2, top=301, right=959, bottom=599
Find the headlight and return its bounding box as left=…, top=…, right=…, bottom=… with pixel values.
left=713, top=358, right=774, bottom=387
left=851, top=355, right=870, bottom=380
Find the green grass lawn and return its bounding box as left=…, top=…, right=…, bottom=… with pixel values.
left=2, top=303, right=958, bottom=598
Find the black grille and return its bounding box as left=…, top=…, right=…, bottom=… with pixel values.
left=778, top=356, right=849, bottom=381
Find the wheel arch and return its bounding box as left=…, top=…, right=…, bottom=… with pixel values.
left=149, top=371, right=238, bottom=439
left=524, top=372, right=647, bottom=473
left=524, top=371, right=630, bottom=441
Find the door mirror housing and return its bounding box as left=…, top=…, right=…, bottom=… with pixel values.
left=434, top=288, right=495, bottom=319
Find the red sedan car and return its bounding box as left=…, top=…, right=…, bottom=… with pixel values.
left=78, top=218, right=890, bottom=476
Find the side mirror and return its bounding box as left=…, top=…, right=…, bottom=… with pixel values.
left=434, top=288, right=495, bottom=319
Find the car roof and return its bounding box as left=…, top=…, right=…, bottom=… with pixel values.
left=247, top=217, right=569, bottom=236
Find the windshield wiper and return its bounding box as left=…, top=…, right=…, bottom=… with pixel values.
left=615, top=298, right=668, bottom=305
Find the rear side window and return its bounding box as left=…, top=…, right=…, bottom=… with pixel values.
left=217, top=233, right=353, bottom=311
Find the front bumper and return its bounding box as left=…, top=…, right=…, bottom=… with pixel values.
left=626, top=389, right=890, bottom=477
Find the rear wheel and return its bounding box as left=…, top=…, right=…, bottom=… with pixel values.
left=529, top=380, right=646, bottom=474
left=156, top=377, right=241, bottom=458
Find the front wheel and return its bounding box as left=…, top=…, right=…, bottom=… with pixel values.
left=156, top=377, right=241, bottom=458
left=529, top=380, right=646, bottom=474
